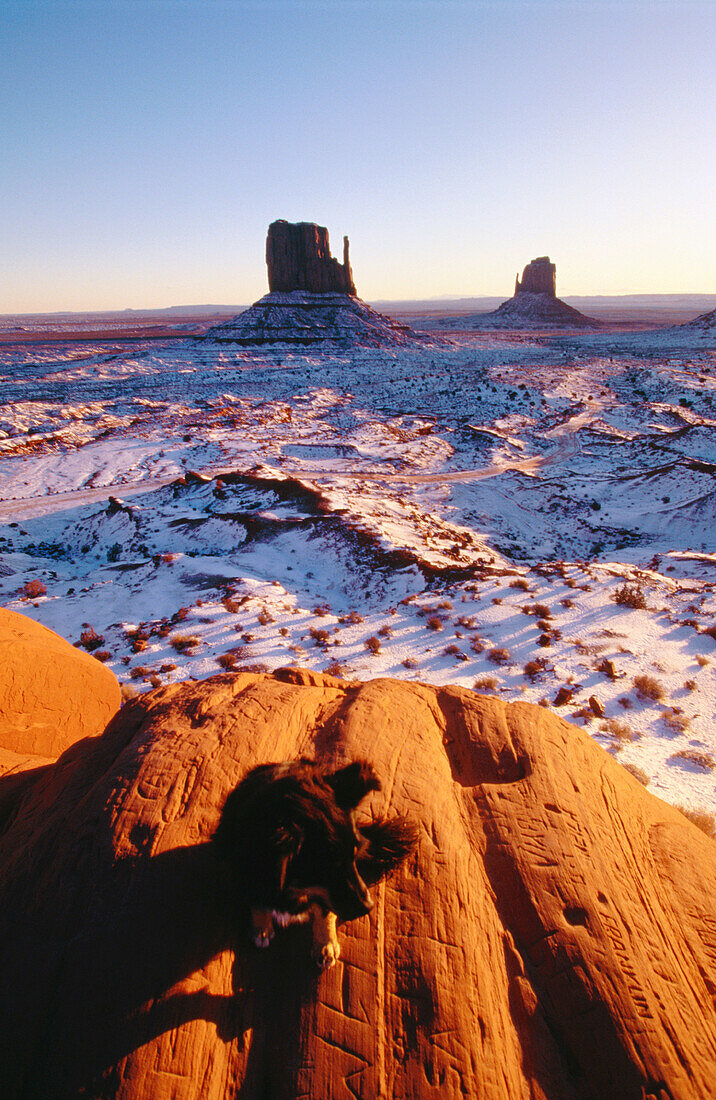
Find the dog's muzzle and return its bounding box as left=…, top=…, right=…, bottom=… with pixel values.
left=339, top=875, right=374, bottom=921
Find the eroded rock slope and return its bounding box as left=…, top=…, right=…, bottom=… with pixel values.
left=0, top=668, right=714, bottom=1098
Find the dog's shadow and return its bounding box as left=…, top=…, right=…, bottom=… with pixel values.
left=3, top=807, right=324, bottom=1098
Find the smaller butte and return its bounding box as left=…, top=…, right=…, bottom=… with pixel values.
left=489, top=255, right=597, bottom=328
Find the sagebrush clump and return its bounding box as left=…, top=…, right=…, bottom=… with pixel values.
left=634, top=674, right=666, bottom=702
left=614, top=584, right=647, bottom=609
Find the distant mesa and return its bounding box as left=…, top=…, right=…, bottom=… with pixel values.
left=205, top=220, right=435, bottom=347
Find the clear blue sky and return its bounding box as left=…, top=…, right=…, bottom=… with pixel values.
left=2, top=0, right=714, bottom=311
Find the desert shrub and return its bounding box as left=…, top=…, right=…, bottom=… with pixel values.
left=107, top=544, right=122, bottom=563
left=365, top=636, right=381, bottom=655
left=279, top=627, right=289, bottom=637
left=312, top=603, right=330, bottom=617
left=662, top=710, right=691, bottom=733
left=241, top=632, right=255, bottom=642
left=93, top=650, right=112, bottom=663
left=669, top=749, right=716, bottom=771
left=695, top=655, right=709, bottom=668
left=340, top=610, right=364, bottom=624
left=537, top=634, right=553, bottom=647
left=435, top=600, right=453, bottom=611
left=170, top=634, right=200, bottom=653
left=80, top=627, right=105, bottom=652
left=683, top=679, right=697, bottom=692
left=532, top=603, right=552, bottom=619
left=560, top=598, right=575, bottom=608
left=634, top=674, right=666, bottom=702
left=675, top=805, right=716, bottom=838
left=614, top=584, right=647, bottom=609
left=456, top=615, right=479, bottom=630
left=524, top=658, right=548, bottom=681
left=702, top=624, right=716, bottom=640
left=509, top=578, right=531, bottom=591
left=378, top=624, right=393, bottom=638
left=492, top=597, right=503, bottom=605
left=402, top=657, right=418, bottom=669
left=618, top=696, right=633, bottom=709
left=257, top=609, right=274, bottom=625
left=171, top=607, right=190, bottom=623
left=622, top=763, right=650, bottom=786
left=217, top=652, right=238, bottom=670
left=474, top=676, right=499, bottom=693
left=222, top=598, right=241, bottom=614
left=130, top=665, right=151, bottom=680
left=309, top=627, right=330, bottom=648
left=426, top=616, right=444, bottom=632
left=324, top=661, right=346, bottom=678
left=486, top=647, right=511, bottom=665
left=21, top=579, right=47, bottom=599
left=469, top=636, right=485, bottom=654
left=132, top=638, right=148, bottom=654
left=601, top=718, right=636, bottom=742
left=160, top=662, right=177, bottom=673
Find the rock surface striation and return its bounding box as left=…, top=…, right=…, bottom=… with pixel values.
left=1, top=667, right=715, bottom=1099
left=266, top=220, right=356, bottom=295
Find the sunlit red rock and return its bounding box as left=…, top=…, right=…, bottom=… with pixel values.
left=0, top=668, right=714, bottom=1098
left=0, top=607, right=120, bottom=761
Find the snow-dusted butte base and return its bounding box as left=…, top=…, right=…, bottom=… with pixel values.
left=204, top=290, right=435, bottom=347
left=0, top=314, right=714, bottom=818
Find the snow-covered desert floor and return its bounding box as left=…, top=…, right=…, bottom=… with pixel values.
left=1, top=313, right=714, bottom=819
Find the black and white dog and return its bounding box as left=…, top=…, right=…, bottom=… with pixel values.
left=213, top=759, right=417, bottom=969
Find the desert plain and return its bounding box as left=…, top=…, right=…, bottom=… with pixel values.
left=1, top=297, right=715, bottom=820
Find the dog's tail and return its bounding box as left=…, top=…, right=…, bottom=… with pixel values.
left=357, top=817, right=419, bottom=886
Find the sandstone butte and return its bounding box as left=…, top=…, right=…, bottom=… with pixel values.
left=1, top=662, right=715, bottom=1099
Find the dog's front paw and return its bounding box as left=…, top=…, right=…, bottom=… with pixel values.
left=312, top=939, right=341, bottom=970
left=253, top=927, right=274, bottom=949
left=251, top=908, right=274, bottom=949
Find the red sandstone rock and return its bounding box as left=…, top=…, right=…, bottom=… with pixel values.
left=1, top=668, right=715, bottom=1098
left=515, top=255, right=557, bottom=297
left=266, top=220, right=356, bottom=295
left=0, top=607, right=121, bottom=761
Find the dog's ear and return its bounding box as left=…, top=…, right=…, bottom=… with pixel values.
left=326, top=761, right=381, bottom=809
left=272, top=823, right=303, bottom=893
left=356, top=816, right=419, bottom=885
